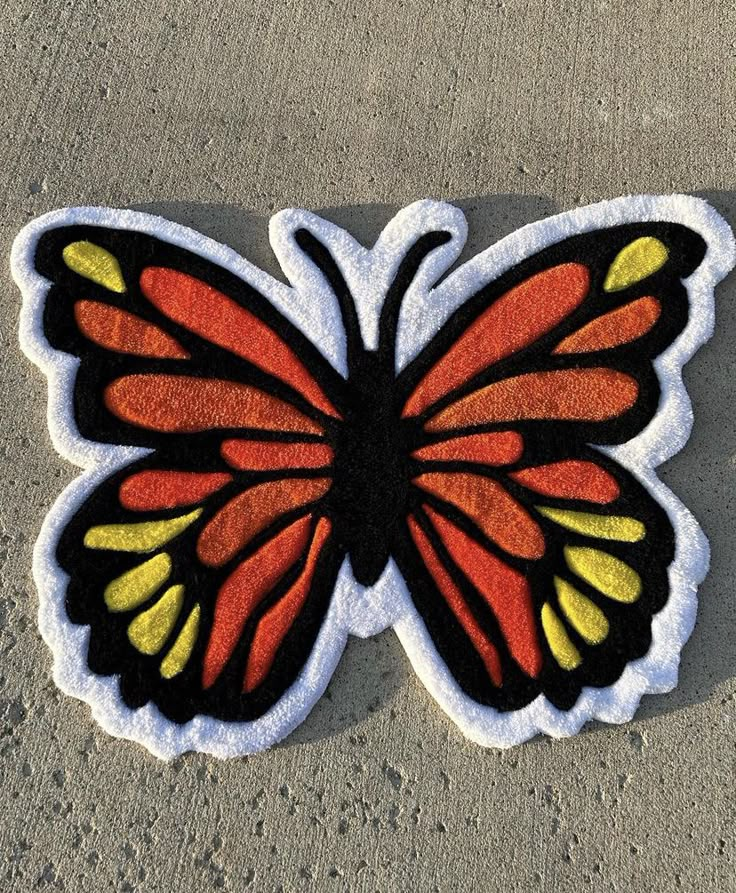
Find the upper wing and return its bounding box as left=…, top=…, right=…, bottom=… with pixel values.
left=397, top=221, right=705, bottom=445
left=35, top=223, right=347, bottom=448
left=24, top=218, right=351, bottom=735
left=392, top=215, right=724, bottom=731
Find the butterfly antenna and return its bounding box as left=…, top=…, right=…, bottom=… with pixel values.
left=294, top=228, right=363, bottom=372
left=378, top=231, right=453, bottom=371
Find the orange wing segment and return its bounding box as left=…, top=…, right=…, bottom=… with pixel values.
left=425, top=369, right=639, bottom=432
left=510, top=460, right=620, bottom=503
left=244, top=518, right=332, bottom=693
left=415, top=472, right=545, bottom=560
left=407, top=517, right=502, bottom=686
left=553, top=296, right=661, bottom=355
left=74, top=300, right=189, bottom=359
left=202, top=515, right=313, bottom=688
left=221, top=439, right=334, bottom=471
left=119, top=471, right=233, bottom=511
left=403, top=264, right=590, bottom=418
left=197, top=478, right=331, bottom=568
left=411, top=431, right=523, bottom=466
left=424, top=507, right=542, bottom=678
left=104, top=375, right=324, bottom=435
left=140, top=267, right=340, bottom=418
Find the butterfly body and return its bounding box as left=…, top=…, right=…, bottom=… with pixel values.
left=327, top=349, right=410, bottom=587
left=13, top=197, right=736, bottom=756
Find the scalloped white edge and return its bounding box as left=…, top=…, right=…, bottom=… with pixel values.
left=11, top=195, right=735, bottom=758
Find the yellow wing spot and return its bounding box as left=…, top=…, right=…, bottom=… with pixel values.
left=160, top=604, right=201, bottom=679
left=84, top=509, right=202, bottom=552
left=554, top=577, right=609, bottom=645
left=127, top=584, right=185, bottom=655
left=537, top=507, right=645, bottom=542
left=603, top=237, right=668, bottom=292
left=104, top=553, right=172, bottom=612
left=62, top=241, right=127, bottom=293
left=564, top=546, right=641, bottom=603
left=541, top=602, right=582, bottom=670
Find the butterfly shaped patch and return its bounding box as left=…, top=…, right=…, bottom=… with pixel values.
left=12, top=196, right=735, bottom=757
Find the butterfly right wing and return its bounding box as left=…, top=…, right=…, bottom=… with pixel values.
left=388, top=207, right=731, bottom=741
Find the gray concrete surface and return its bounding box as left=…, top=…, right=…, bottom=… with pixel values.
left=1, top=1, right=736, bottom=890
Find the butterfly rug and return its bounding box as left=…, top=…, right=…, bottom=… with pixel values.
left=12, top=196, right=735, bottom=757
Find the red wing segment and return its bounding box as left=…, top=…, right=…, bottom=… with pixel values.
left=244, top=518, right=332, bottom=693
left=510, top=460, right=620, bottom=503
left=426, top=369, right=639, bottom=432
left=104, top=375, right=325, bottom=435
left=424, top=506, right=542, bottom=678
left=411, top=431, right=523, bottom=466
left=196, top=478, right=331, bottom=568
left=139, top=267, right=340, bottom=418
left=407, top=516, right=502, bottom=686
left=119, top=470, right=233, bottom=511
left=74, top=300, right=190, bottom=359
left=221, top=439, right=334, bottom=471
left=415, top=472, right=545, bottom=560
left=403, top=264, right=590, bottom=418
left=202, top=515, right=314, bottom=688
left=553, top=296, right=661, bottom=355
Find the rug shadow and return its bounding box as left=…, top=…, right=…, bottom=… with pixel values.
left=135, top=192, right=736, bottom=747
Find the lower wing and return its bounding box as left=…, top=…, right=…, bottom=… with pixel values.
left=392, top=444, right=673, bottom=719
left=58, top=446, right=342, bottom=726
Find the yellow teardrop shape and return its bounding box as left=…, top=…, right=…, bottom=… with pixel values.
left=63, top=241, right=127, bottom=293
left=554, top=577, right=609, bottom=645
left=128, top=584, right=185, bottom=655
left=603, top=237, right=668, bottom=292
left=541, top=602, right=581, bottom=670
left=160, top=604, right=201, bottom=679
left=564, top=546, right=641, bottom=603
left=104, top=553, right=172, bottom=612
left=84, top=509, right=202, bottom=552
left=537, top=507, right=645, bottom=542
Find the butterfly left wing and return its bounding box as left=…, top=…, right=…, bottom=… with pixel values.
left=391, top=211, right=730, bottom=738
left=19, top=217, right=350, bottom=739
left=59, top=449, right=342, bottom=725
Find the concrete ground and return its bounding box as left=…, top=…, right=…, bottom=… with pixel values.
left=1, top=1, right=736, bottom=890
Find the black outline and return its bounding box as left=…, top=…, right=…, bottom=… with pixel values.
left=35, top=217, right=706, bottom=723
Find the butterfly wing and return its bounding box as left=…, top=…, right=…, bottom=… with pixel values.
left=392, top=207, right=733, bottom=740
left=18, top=215, right=351, bottom=746
left=395, top=448, right=672, bottom=712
